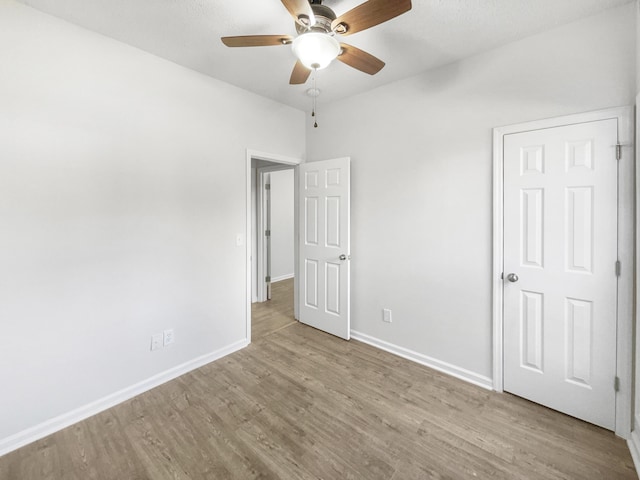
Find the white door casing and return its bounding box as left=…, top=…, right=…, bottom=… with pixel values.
left=492, top=107, right=634, bottom=438
left=298, top=158, right=351, bottom=340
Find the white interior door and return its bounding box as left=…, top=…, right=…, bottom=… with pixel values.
left=503, top=119, right=618, bottom=430
left=298, top=158, right=350, bottom=339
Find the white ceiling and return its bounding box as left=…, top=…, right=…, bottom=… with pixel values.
left=16, top=0, right=633, bottom=111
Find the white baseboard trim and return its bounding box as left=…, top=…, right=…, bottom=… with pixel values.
left=627, top=416, right=640, bottom=478
left=0, top=339, right=249, bottom=457
left=350, top=330, right=493, bottom=390
left=271, top=273, right=294, bottom=283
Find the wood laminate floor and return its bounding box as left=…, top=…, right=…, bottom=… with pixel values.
left=251, top=279, right=296, bottom=341
left=0, top=278, right=636, bottom=479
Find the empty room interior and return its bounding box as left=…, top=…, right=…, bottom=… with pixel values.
left=3, top=0, right=640, bottom=478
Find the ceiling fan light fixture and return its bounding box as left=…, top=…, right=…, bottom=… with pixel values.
left=292, top=32, right=340, bottom=70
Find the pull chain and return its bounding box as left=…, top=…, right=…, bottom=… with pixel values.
left=312, top=68, right=318, bottom=128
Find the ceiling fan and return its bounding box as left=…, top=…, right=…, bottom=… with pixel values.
left=221, top=0, right=412, bottom=85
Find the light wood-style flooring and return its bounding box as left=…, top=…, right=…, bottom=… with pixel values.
left=0, top=278, right=636, bottom=479
left=250, top=279, right=296, bottom=341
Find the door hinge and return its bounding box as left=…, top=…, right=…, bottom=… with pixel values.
left=265, top=183, right=271, bottom=190
left=615, top=260, right=621, bottom=277
left=265, top=230, right=271, bottom=237
left=616, top=144, right=622, bottom=160
left=614, top=376, right=620, bottom=392
left=265, top=276, right=271, bottom=283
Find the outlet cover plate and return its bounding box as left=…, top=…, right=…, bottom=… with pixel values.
left=151, top=333, right=163, bottom=351
left=163, top=329, right=175, bottom=346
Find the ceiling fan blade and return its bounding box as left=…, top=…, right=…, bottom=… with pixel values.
left=280, top=0, right=315, bottom=26
left=338, top=43, right=385, bottom=75
left=221, top=35, right=293, bottom=47
left=332, top=0, right=412, bottom=36
left=290, top=60, right=311, bottom=85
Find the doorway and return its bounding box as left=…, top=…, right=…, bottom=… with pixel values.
left=492, top=107, right=633, bottom=437
left=245, top=151, right=353, bottom=343
left=246, top=150, right=301, bottom=342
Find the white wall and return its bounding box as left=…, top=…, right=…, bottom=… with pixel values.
left=0, top=0, right=304, bottom=451
left=307, top=4, right=636, bottom=383
left=269, top=169, right=295, bottom=281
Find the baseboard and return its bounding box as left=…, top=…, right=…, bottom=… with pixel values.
left=271, top=274, right=294, bottom=283
left=0, top=339, right=249, bottom=457
left=627, top=416, right=640, bottom=478
left=350, top=330, right=493, bottom=390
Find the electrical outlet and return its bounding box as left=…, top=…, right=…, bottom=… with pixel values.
left=163, top=329, right=175, bottom=346
left=151, top=333, right=163, bottom=351
left=383, top=308, right=392, bottom=323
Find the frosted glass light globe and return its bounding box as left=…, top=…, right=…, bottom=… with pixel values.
left=292, top=32, right=340, bottom=70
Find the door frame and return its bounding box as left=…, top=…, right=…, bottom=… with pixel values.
left=492, top=106, right=634, bottom=438
left=246, top=149, right=301, bottom=343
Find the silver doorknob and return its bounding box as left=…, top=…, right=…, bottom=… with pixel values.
left=339, top=254, right=347, bottom=261
left=506, top=273, right=519, bottom=283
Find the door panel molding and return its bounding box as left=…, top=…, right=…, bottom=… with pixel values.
left=492, top=106, right=633, bottom=438
left=298, top=157, right=351, bottom=340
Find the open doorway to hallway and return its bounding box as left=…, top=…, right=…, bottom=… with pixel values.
left=250, top=158, right=296, bottom=341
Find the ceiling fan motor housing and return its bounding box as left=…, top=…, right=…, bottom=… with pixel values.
left=296, top=4, right=336, bottom=34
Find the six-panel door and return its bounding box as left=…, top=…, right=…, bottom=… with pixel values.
left=503, top=119, right=618, bottom=429
left=298, top=158, right=351, bottom=340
